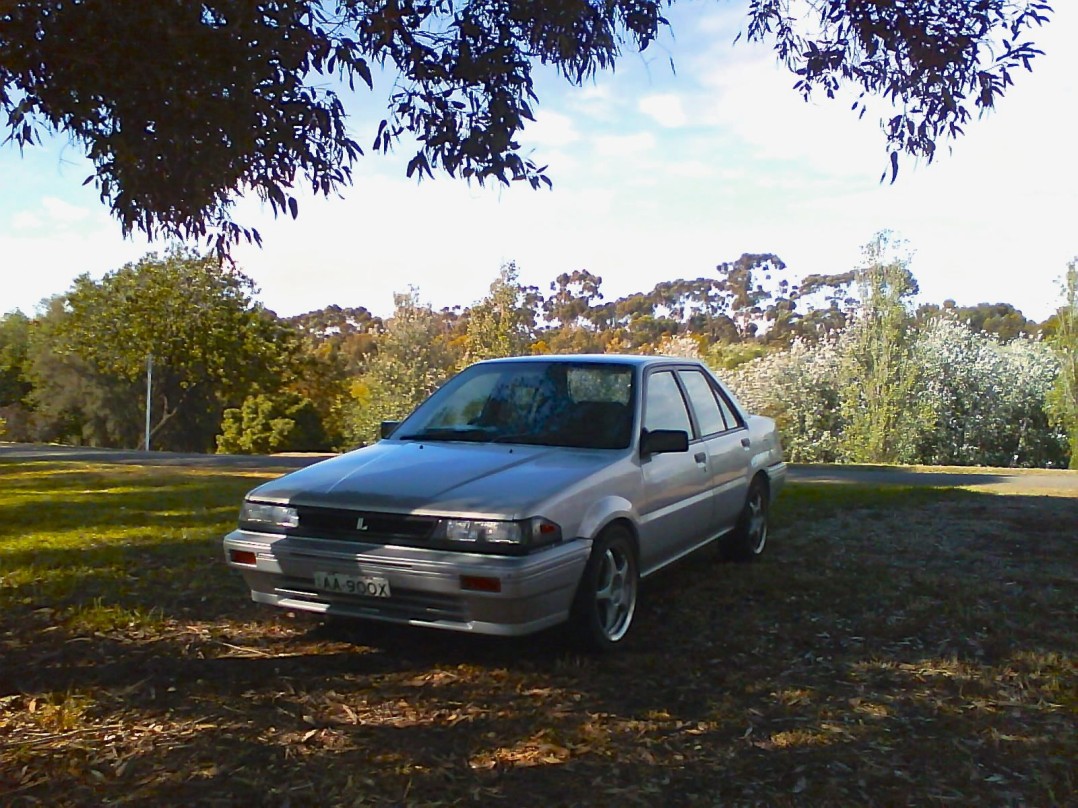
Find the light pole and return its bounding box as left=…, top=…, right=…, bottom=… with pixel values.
left=144, top=354, right=153, bottom=452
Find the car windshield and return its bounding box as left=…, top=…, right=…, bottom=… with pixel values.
left=396, top=361, right=635, bottom=449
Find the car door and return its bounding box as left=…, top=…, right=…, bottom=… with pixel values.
left=677, top=368, right=751, bottom=535
left=636, top=369, right=713, bottom=573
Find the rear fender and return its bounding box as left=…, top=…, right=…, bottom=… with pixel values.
left=746, top=415, right=783, bottom=472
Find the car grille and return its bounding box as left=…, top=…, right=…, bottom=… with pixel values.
left=293, top=506, right=438, bottom=543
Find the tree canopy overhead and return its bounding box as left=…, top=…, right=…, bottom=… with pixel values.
left=0, top=1, right=1053, bottom=249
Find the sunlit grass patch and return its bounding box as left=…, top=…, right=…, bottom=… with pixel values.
left=0, top=465, right=263, bottom=535
left=0, top=461, right=279, bottom=626
left=64, top=599, right=166, bottom=634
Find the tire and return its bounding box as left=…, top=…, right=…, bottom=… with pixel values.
left=570, top=525, right=639, bottom=652
left=719, top=478, right=769, bottom=562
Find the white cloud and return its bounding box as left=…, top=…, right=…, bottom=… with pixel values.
left=1, top=228, right=149, bottom=313
left=693, top=51, right=883, bottom=176
left=592, top=132, right=656, bottom=159
left=41, top=196, right=91, bottom=224
left=663, top=159, right=718, bottom=179
left=578, top=84, right=611, bottom=103
left=563, top=81, right=622, bottom=123
left=677, top=1, right=1078, bottom=188
left=638, top=94, right=688, bottom=128
left=686, top=6, right=750, bottom=37
left=11, top=212, right=43, bottom=230
left=522, top=110, right=580, bottom=148
left=528, top=148, right=579, bottom=175
left=226, top=168, right=630, bottom=318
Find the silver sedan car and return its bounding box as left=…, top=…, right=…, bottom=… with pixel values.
left=223, top=355, right=786, bottom=650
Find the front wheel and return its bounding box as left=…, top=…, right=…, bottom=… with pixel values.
left=720, top=479, right=769, bottom=562
left=571, top=526, right=639, bottom=652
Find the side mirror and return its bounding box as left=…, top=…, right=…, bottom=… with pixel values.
left=640, top=429, right=689, bottom=456
left=380, top=420, right=401, bottom=439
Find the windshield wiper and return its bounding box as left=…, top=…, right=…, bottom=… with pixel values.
left=397, top=428, right=490, bottom=442
left=490, top=432, right=556, bottom=445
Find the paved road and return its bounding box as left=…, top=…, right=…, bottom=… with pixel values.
left=2, top=442, right=1075, bottom=494
left=787, top=463, right=1077, bottom=495
left=0, top=442, right=327, bottom=470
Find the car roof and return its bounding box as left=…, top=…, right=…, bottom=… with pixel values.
left=476, top=354, right=705, bottom=369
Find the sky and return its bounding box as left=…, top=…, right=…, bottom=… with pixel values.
left=1, top=3, right=1076, bottom=323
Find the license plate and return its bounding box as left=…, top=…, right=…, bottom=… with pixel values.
left=314, top=571, right=391, bottom=598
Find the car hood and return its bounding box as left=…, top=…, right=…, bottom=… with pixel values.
left=247, top=440, right=622, bottom=519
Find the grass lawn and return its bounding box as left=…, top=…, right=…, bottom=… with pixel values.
left=1, top=461, right=1075, bottom=806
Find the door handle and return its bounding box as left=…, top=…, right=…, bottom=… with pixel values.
left=740, top=437, right=751, bottom=448
left=693, top=452, right=707, bottom=464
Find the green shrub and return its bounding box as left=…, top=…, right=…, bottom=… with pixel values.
left=216, top=392, right=328, bottom=454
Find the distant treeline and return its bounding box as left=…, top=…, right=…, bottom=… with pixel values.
left=1, top=235, right=1075, bottom=467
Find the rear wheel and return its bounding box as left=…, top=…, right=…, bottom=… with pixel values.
left=571, top=526, right=638, bottom=652
left=720, top=478, right=769, bottom=562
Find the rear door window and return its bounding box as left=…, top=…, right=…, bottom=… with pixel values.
left=678, top=370, right=728, bottom=436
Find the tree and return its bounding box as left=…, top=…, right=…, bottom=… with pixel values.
left=216, top=391, right=328, bottom=454
left=53, top=248, right=292, bottom=451
left=543, top=270, right=604, bottom=330
left=0, top=1, right=1053, bottom=250
left=794, top=271, right=858, bottom=341
left=538, top=269, right=610, bottom=353
left=344, top=287, right=460, bottom=446
left=0, top=310, right=31, bottom=407
left=286, top=304, right=385, bottom=446
left=1046, top=261, right=1078, bottom=467
left=0, top=310, right=32, bottom=438
left=726, top=337, right=845, bottom=463
left=463, top=262, right=534, bottom=362
left=952, top=302, right=1038, bottom=342
left=838, top=232, right=922, bottom=464
left=714, top=253, right=789, bottom=340
left=23, top=297, right=145, bottom=447
left=289, top=305, right=382, bottom=375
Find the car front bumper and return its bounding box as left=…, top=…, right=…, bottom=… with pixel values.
left=222, top=530, right=592, bottom=636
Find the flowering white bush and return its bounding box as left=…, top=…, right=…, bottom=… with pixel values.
left=724, top=338, right=844, bottom=462
left=721, top=317, right=1068, bottom=467
left=912, top=317, right=1066, bottom=467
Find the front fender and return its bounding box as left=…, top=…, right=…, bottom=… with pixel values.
left=577, top=494, right=635, bottom=540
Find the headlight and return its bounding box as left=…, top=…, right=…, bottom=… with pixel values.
left=434, top=517, right=562, bottom=549
left=240, top=501, right=299, bottom=531
left=443, top=519, right=522, bottom=543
